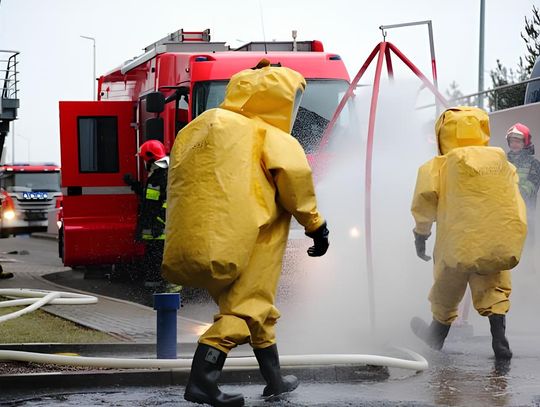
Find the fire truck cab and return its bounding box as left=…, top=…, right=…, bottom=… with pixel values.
left=58, top=29, right=350, bottom=268
left=0, top=163, right=61, bottom=238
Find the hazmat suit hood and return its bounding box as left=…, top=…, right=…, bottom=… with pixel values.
left=219, top=60, right=306, bottom=133
left=435, top=106, right=490, bottom=155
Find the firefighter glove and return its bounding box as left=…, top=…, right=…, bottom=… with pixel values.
left=123, top=174, right=142, bottom=195
left=123, top=173, right=135, bottom=186
left=306, top=222, right=330, bottom=257
left=414, top=230, right=432, bottom=262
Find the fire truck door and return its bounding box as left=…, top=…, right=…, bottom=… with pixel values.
left=59, top=101, right=144, bottom=266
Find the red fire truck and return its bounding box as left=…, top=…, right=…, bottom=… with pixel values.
left=0, top=163, right=62, bottom=238
left=58, top=29, right=350, bottom=268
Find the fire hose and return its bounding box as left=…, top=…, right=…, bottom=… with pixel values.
left=0, top=288, right=428, bottom=371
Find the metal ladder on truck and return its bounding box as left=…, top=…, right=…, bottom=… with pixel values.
left=0, top=50, right=20, bottom=163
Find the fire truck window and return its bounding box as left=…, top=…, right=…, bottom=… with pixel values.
left=175, top=95, right=189, bottom=133
left=78, top=117, right=119, bottom=173
left=191, top=80, right=349, bottom=153
left=192, top=81, right=228, bottom=119
left=291, top=79, right=349, bottom=153
left=1, top=172, right=60, bottom=192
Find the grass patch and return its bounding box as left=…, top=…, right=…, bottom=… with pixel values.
left=0, top=297, right=119, bottom=343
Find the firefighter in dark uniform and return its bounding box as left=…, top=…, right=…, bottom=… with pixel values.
left=506, top=124, right=540, bottom=236
left=124, top=140, right=169, bottom=288
left=506, top=123, right=540, bottom=272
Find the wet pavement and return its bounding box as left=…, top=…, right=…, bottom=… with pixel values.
left=1, top=236, right=540, bottom=406
left=0, top=384, right=440, bottom=406
left=2, top=339, right=540, bottom=407
left=2, top=341, right=540, bottom=407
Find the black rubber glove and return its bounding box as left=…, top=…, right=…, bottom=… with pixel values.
left=123, top=174, right=142, bottom=195
left=123, top=173, right=135, bottom=185
left=414, top=231, right=432, bottom=261
left=306, top=222, right=330, bottom=257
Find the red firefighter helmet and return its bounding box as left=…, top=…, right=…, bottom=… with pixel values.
left=137, top=140, right=167, bottom=163
left=506, top=123, right=531, bottom=146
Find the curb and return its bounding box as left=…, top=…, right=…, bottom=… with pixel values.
left=0, top=343, right=389, bottom=390
left=0, top=363, right=389, bottom=391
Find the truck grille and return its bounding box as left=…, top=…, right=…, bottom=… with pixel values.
left=13, top=196, right=59, bottom=220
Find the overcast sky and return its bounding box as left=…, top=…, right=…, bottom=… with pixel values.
left=0, top=0, right=537, bottom=163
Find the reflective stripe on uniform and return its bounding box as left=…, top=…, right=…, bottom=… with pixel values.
left=146, top=186, right=160, bottom=200
left=142, top=233, right=166, bottom=240
left=517, top=163, right=534, bottom=198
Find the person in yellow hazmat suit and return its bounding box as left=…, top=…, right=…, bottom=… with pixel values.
left=162, top=59, right=330, bottom=407
left=410, top=106, right=527, bottom=360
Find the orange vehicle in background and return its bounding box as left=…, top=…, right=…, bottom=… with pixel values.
left=58, top=29, right=350, bottom=270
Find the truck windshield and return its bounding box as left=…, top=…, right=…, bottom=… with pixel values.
left=192, top=79, right=349, bottom=153
left=1, top=172, right=61, bottom=192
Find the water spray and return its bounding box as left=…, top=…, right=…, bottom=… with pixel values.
left=318, top=38, right=448, bottom=332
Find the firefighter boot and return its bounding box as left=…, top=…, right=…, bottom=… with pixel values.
left=253, top=344, right=299, bottom=399
left=489, top=314, right=512, bottom=360
left=184, top=344, right=244, bottom=407
left=411, top=317, right=451, bottom=351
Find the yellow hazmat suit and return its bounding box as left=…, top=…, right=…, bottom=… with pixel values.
left=411, top=106, right=527, bottom=325
left=163, top=64, right=325, bottom=352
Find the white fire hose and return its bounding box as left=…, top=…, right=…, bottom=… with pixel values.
left=0, top=288, right=98, bottom=323
left=0, top=288, right=428, bottom=371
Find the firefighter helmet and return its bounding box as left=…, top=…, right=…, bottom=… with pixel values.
left=138, top=140, right=167, bottom=162
left=506, top=123, right=531, bottom=146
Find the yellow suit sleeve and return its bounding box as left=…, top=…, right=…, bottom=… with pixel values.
left=411, top=158, right=440, bottom=236
left=262, top=129, right=324, bottom=233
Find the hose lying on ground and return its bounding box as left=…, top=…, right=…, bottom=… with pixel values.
left=0, top=349, right=428, bottom=371
left=0, top=288, right=428, bottom=371
left=0, top=288, right=98, bottom=323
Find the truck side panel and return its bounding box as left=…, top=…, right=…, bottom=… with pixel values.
left=63, top=194, right=143, bottom=265
left=59, top=101, right=144, bottom=266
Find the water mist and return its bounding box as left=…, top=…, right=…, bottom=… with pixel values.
left=277, top=81, right=440, bottom=356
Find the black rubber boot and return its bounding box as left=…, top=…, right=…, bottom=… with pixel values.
left=0, top=264, right=14, bottom=279
left=253, top=344, right=298, bottom=399
left=184, top=344, right=244, bottom=407
left=0, top=271, right=14, bottom=279
left=489, top=314, right=512, bottom=360
left=411, top=317, right=451, bottom=350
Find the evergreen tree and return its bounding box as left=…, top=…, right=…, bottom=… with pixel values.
left=518, top=5, right=540, bottom=76
left=488, top=60, right=526, bottom=110
left=445, top=80, right=464, bottom=103
left=489, top=5, right=540, bottom=110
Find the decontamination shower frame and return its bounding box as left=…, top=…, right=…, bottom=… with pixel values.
left=320, top=41, right=449, bottom=330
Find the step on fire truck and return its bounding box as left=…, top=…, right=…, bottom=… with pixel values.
left=0, top=163, right=62, bottom=238
left=58, top=29, right=350, bottom=268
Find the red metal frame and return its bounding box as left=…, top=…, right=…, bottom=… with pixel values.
left=320, top=41, right=449, bottom=330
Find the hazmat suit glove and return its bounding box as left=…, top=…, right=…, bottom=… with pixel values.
left=413, top=230, right=432, bottom=262
left=306, top=222, right=330, bottom=257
